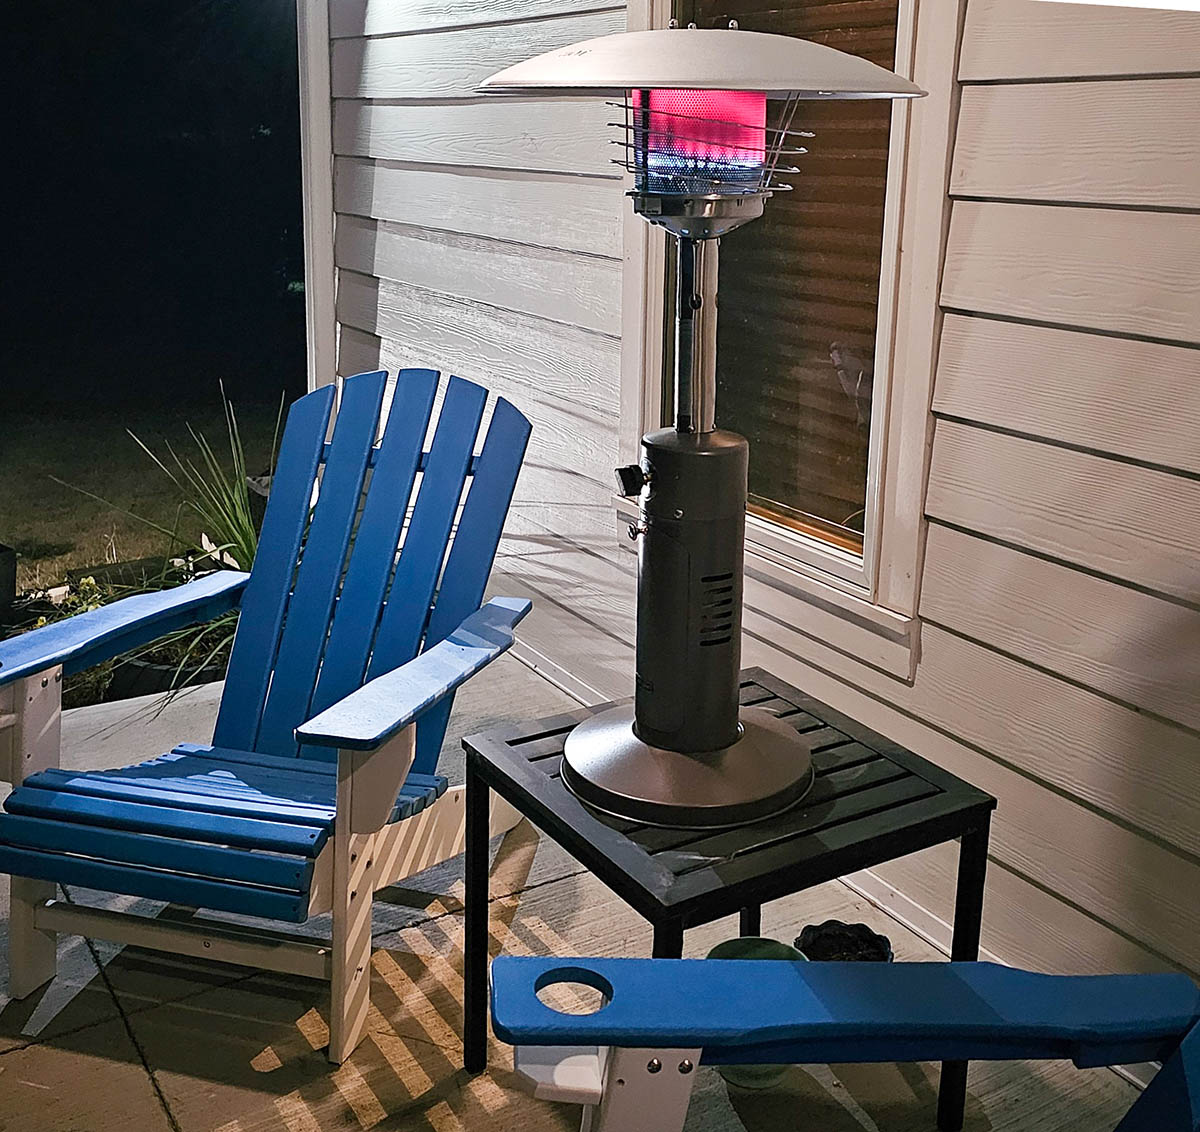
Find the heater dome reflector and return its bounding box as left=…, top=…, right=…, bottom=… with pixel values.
left=476, top=27, right=925, bottom=100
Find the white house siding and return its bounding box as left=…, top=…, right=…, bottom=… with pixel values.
left=324, top=0, right=634, bottom=697
left=747, top=0, right=1200, bottom=991
left=311, top=0, right=1200, bottom=989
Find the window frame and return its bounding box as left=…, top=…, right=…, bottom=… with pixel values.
left=619, top=0, right=964, bottom=675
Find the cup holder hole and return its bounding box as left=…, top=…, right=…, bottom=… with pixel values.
left=533, top=966, right=613, bottom=1016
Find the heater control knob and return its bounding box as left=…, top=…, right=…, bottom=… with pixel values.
left=615, top=464, right=650, bottom=498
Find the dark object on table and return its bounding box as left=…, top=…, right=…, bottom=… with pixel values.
left=797, top=919, right=893, bottom=962
left=464, top=668, right=997, bottom=1131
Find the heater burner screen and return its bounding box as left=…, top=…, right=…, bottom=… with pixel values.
left=631, top=89, right=766, bottom=194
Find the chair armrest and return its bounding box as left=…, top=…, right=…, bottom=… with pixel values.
left=0, top=571, right=249, bottom=687
left=490, top=957, right=1200, bottom=1068
left=296, top=596, right=533, bottom=751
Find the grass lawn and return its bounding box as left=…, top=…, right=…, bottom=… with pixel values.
left=2, top=399, right=283, bottom=592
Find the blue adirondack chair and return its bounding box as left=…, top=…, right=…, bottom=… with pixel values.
left=0, top=369, right=532, bottom=1062
left=491, top=957, right=1200, bottom=1131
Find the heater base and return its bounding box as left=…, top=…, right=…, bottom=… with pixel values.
left=561, top=705, right=815, bottom=829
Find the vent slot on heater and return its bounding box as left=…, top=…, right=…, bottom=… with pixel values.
left=699, top=572, right=734, bottom=647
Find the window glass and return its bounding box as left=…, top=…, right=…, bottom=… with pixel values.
left=682, top=0, right=899, bottom=554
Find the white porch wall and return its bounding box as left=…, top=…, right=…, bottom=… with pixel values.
left=304, top=0, right=1200, bottom=996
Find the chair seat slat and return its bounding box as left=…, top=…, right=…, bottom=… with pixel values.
left=173, top=743, right=337, bottom=777
left=21, top=769, right=334, bottom=825
left=0, top=814, right=312, bottom=890
left=4, top=788, right=327, bottom=854
left=0, top=845, right=309, bottom=922
left=90, top=759, right=441, bottom=816
left=80, top=763, right=339, bottom=808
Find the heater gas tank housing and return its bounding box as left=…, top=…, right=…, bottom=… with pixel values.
left=480, top=25, right=924, bottom=828
left=633, top=427, right=748, bottom=752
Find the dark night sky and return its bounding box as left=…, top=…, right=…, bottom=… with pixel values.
left=5, top=1, right=307, bottom=409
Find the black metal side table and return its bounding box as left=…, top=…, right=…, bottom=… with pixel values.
left=463, top=667, right=996, bottom=1132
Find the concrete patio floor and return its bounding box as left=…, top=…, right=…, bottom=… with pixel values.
left=0, top=657, right=1142, bottom=1132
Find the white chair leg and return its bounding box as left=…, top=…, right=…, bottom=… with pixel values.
left=581, top=1047, right=701, bottom=1132
left=328, top=730, right=414, bottom=1062
left=329, top=827, right=376, bottom=1063
left=4, top=668, right=63, bottom=999
left=9, top=877, right=57, bottom=999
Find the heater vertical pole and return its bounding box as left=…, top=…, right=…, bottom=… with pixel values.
left=673, top=237, right=719, bottom=435
left=562, top=223, right=813, bottom=824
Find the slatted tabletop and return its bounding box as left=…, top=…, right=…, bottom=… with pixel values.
left=464, top=667, right=995, bottom=925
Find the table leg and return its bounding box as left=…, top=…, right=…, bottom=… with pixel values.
left=464, top=766, right=490, bottom=1074
left=937, top=818, right=991, bottom=1132
left=739, top=906, right=761, bottom=937
left=653, top=919, right=684, bottom=958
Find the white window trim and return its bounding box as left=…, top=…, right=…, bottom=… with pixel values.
left=297, top=0, right=338, bottom=393
left=619, top=0, right=965, bottom=677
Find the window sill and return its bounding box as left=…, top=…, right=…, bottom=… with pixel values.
left=613, top=495, right=917, bottom=681
left=743, top=549, right=917, bottom=681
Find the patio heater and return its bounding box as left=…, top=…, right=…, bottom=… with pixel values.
left=480, top=26, right=923, bottom=828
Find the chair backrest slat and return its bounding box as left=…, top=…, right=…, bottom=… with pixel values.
left=364, top=375, right=486, bottom=683
left=300, top=369, right=438, bottom=754
left=253, top=373, right=386, bottom=755
left=411, top=397, right=531, bottom=774
left=213, top=384, right=335, bottom=751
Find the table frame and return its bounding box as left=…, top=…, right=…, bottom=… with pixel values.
left=463, top=669, right=995, bottom=1132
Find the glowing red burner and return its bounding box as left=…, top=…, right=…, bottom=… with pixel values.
left=632, top=88, right=767, bottom=193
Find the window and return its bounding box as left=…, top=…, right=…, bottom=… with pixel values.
left=674, top=0, right=905, bottom=587
left=621, top=0, right=957, bottom=656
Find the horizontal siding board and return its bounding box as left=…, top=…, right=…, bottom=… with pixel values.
left=741, top=631, right=1200, bottom=972
left=915, top=624, right=1200, bottom=861
left=959, top=0, right=1200, bottom=80
left=332, top=10, right=625, bottom=99
left=489, top=557, right=636, bottom=701
left=334, top=158, right=623, bottom=257
left=501, top=542, right=634, bottom=645
left=336, top=325, right=616, bottom=494
left=335, top=283, right=619, bottom=547
left=329, top=0, right=623, bottom=38
left=336, top=271, right=618, bottom=414
left=921, top=524, right=1200, bottom=731
left=933, top=315, right=1200, bottom=476
left=335, top=215, right=620, bottom=335
left=927, top=420, right=1200, bottom=603
left=941, top=202, right=1200, bottom=345
left=332, top=99, right=617, bottom=175
left=744, top=597, right=1200, bottom=864
left=866, top=843, right=1185, bottom=979
left=953, top=80, right=1200, bottom=209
